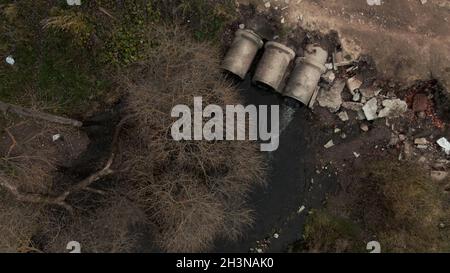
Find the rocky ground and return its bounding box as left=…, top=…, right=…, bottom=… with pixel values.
left=216, top=0, right=450, bottom=252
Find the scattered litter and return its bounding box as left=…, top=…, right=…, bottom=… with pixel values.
left=334, top=128, right=341, bottom=133
left=437, top=137, right=450, bottom=155
left=363, top=98, right=378, bottom=121
left=52, top=134, right=61, bottom=142
left=324, top=140, right=335, bottom=149
left=5, top=55, right=15, bottom=65
left=298, top=205, right=306, bottom=214
left=273, top=233, right=279, bottom=239
left=353, top=152, right=361, bottom=158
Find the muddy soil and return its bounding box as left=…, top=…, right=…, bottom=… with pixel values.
left=237, top=0, right=450, bottom=94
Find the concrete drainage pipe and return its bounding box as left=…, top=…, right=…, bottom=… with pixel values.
left=283, top=44, right=328, bottom=105
left=253, top=42, right=296, bottom=92
left=221, top=29, right=264, bottom=79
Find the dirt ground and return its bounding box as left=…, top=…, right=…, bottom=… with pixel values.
left=237, top=0, right=450, bottom=92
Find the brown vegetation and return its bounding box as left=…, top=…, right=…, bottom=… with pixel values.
left=302, top=159, right=450, bottom=253
left=0, top=23, right=265, bottom=253
left=116, top=24, right=265, bottom=252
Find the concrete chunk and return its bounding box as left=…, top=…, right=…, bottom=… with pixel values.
left=363, top=98, right=378, bottom=121
left=378, top=99, right=408, bottom=118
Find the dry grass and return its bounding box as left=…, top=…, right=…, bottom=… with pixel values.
left=117, top=24, right=266, bottom=252
left=43, top=193, right=145, bottom=253
left=0, top=191, right=45, bottom=253
left=302, top=159, right=450, bottom=253
left=0, top=23, right=265, bottom=253
left=0, top=118, right=89, bottom=195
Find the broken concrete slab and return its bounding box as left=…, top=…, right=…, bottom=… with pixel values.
left=317, top=80, right=345, bottom=113
left=352, top=92, right=361, bottom=102
left=338, top=111, right=349, bottom=122
left=342, top=102, right=363, bottom=112
left=360, top=86, right=381, bottom=99
left=414, top=138, right=429, bottom=145
left=362, top=98, right=378, bottom=121
left=378, top=99, right=408, bottom=118
left=437, top=137, right=450, bottom=155
left=346, top=75, right=363, bottom=95
left=321, top=71, right=336, bottom=83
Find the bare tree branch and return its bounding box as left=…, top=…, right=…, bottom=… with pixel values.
left=0, top=115, right=132, bottom=211
left=0, top=101, right=83, bottom=127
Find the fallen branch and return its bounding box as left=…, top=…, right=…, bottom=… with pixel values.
left=0, top=101, right=83, bottom=127
left=0, top=115, right=133, bottom=211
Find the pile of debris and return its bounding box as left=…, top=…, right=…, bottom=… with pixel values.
left=314, top=58, right=408, bottom=123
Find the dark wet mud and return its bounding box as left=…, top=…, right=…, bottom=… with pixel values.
left=213, top=77, right=337, bottom=253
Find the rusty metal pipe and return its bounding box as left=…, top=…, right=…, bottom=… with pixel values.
left=222, top=29, right=264, bottom=79
left=283, top=44, right=328, bottom=105
left=253, top=42, right=296, bottom=92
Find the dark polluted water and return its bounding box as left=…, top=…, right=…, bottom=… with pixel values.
left=213, top=77, right=336, bottom=253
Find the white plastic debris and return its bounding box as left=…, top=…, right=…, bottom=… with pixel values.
left=5, top=55, right=15, bottom=65
left=324, top=140, right=335, bottom=149
left=297, top=205, right=306, bottom=214
left=367, top=0, right=382, bottom=6
left=437, top=137, right=450, bottom=155
left=353, top=152, right=361, bottom=158
left=273, top=233, right=279, bottom=239
left=67, top=0, right=81, bottom=6
left=52, top=134, right=61, bottom=142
